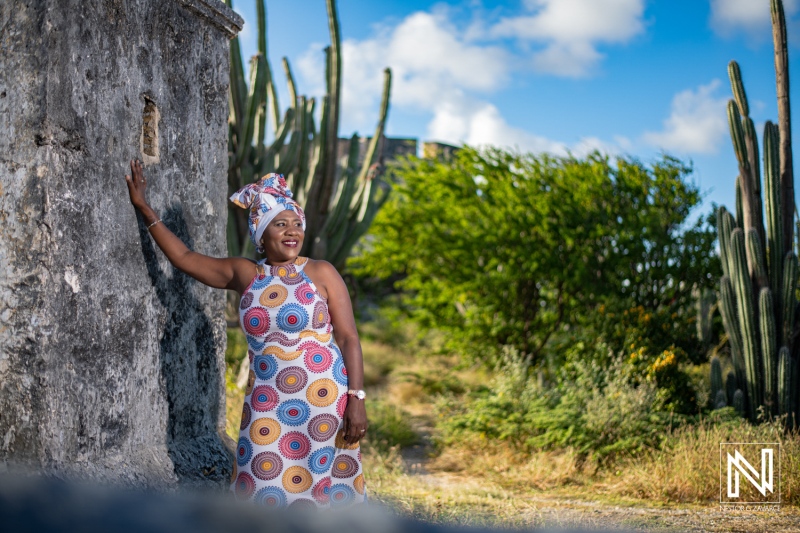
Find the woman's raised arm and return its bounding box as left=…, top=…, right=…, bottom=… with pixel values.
left=124, top=159, right=255, bottom=293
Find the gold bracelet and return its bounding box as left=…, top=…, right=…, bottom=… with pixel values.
left=147, top=218, right=161, bottom=230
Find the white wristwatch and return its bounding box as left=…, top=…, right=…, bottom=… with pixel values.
left=347, top=389, right=366, bottom=400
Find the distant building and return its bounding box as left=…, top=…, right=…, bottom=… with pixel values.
left=336, top=136, right=461, bottom=171
left=422, top=141, right=460, bottom=161
left=337, top=136, right=418, bottom=169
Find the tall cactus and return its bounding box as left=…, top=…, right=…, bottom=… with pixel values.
left=715, top=0, right=798, bottom=426
left=711, top=356, right=724, bottom=405
left=225, top=0, right=392, bottom=269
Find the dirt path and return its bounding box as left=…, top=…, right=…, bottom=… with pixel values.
left=391, top=417, right=800, bottom=532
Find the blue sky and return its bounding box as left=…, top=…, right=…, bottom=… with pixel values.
left=228, top=0, right=800, bottom=226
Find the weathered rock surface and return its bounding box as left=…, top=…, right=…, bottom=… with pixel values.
left=0, top=0, right=242, bottom=488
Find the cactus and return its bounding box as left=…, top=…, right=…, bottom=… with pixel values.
left=733, top=389, right=745, bottom=415
left=719, top=268, right=746, bottom=389
left=726, top=370, right=737, bottom=407
left=716, top=0, right=798, bottom=427
left=715, top=389, right=728, bottom=409
left=779, top=346, right=792, bottom=415
left=225, top=0, right=392, bottom=269
left=694, top=285, right=715, bottom=348
left=759, top=287, right=777, bottom=415
left=728, top=228, right=763, bottom=420
left=711, top=356, right=723, bottom=401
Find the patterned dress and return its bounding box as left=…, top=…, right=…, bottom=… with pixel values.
left=230, top=256, right=367, bottom=508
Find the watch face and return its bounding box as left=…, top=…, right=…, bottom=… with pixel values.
left=357, top=390, right=366, bottom=400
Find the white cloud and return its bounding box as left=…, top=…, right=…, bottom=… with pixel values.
left=427, top=96, right=566, bottom=153
left=296, top=8, right=624, bottom=157
left=491, top=0, right=646, bottom=76
left=642, top=80, right=729, bottom=155
left=710, top=0, right=798, bottom=36
left=297, top=12, right=510, bottom=133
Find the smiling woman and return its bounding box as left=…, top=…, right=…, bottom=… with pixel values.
left=125, top=162, right=369, bottom=508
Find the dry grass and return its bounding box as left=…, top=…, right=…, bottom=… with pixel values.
left=605, top=412, right=800, bottom=505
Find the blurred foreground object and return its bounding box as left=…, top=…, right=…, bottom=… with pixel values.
left=0, top=473, right=649, bottom=533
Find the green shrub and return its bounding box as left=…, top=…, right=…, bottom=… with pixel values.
left=349, top=146, right=720, bottom=369
left=438, top=346, right=679, bottom=465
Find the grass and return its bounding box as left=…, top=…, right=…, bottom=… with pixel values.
left=223, top=321, right=800, bottom=527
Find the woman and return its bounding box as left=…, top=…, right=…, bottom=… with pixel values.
left=125, top=159, right=368, bottom=508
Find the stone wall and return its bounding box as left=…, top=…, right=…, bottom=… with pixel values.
left=0, top=0, right=242, bottom=488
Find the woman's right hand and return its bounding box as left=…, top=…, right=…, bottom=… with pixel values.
left=124, top=159, right=149, bottom=211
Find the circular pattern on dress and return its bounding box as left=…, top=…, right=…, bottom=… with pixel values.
left=270, top=263, right=296, bottom=278
left=250, top=273, right=273, bottom=291
left=246, top=335, right=265, bottom=353
left=234, top=472, right=255, bottom=500
left=330, top=343, right=343, bottom=358
left=312, top=301, right=330, bottom=329
left=282, top=465, right=313, bottom=493
left=332, top=455, right=359, bottom=478
left=243, top=307, right=270, bottom=337
left=307, top=413, right=339, bottom=442
left=295, top=283, right=316, bottom=305
left=254, top=486, right=286, bottom=508
left=250, top=417, right=281, bottom=445
left=246, top=370, right=256, bottom=395
left=308, top=446, right=335, bottom=474
left=332, top=357, right=348, bottom=385
left=312, top=477, right=331, bottom=504
left=259, top=284, right=287, bottom=308
left=236, top=437, right=253, bottom=466
left=251, top=451, right=283, bottom=481
left=253, top=355, right=278, bottom=381
left=353, top=473, right=365, bottom=495
left=276, top=399, right=311, bottom=426
left=240, top=292, right=253, bottom=309
left=281, top=270, right=304, bottom=286
left=329, top=484, right=355, bottom=506
left=277, top=303, right=309, bottom=333
left=240, top=402, right=252, bottom=430
left=336, top=393, right=348, bottom=417
left=275, top=366, right=308, bottom=394
left=251, top=385, right=279, bottom=412
left=278, top=432, right=311, bottom=460
left=306, top=378, right=338, bottom=407
left=303, top=343, right=333, bottom=373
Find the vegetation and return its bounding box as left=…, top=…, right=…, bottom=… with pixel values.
left=225, top=0, right=393, bottom=267
left=349, top=147, right=719, bottom=390
left=714, top=0, right=800, bottom=425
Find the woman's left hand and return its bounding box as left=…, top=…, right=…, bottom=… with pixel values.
left=342, top=398, right=368, bottom=445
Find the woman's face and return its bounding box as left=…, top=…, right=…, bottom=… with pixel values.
left=260, top=209, right=304, bottom=262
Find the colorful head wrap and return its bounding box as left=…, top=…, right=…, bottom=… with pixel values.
left=229, top=173, right=306, bottom=253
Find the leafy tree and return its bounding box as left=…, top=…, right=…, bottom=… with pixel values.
left=349, top=146, right=720, bottom=369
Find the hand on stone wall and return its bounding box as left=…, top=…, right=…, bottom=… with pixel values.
left=124, top=159, right=150, bottom=212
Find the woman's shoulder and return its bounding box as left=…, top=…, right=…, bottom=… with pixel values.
left=303, top=257, right=337, bottom=276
